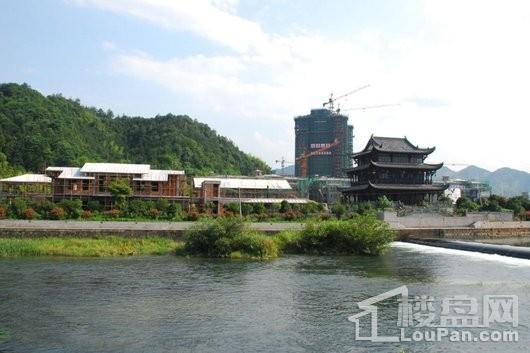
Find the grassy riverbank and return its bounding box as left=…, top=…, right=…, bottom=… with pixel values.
left=0, top=236, right=182, bottom=257
left=0, top=216, right=394, bottom=258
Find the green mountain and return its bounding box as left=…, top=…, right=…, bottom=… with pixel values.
left=0, top=83, right=270, bottom=176
left=436, top=165, right=530, bottom=197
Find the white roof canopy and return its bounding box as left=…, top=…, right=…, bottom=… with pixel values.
left=193, top=177, right=292, bottom=190
left=133, top=169, right=184, bottom=182
left=0, top=174, right=51, bottom=183
left=80, top=163, right=151, bottom=174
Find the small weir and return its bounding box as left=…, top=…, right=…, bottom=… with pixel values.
left=405, top=238, right=530, bottom=260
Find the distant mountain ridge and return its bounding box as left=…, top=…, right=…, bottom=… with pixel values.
left=436, top=165, right=530, bottom=197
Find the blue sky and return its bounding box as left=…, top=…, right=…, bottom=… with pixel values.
left=2, top=0, right=530, bottom=172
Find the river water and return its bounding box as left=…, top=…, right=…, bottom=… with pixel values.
left=0, top=243, right=529, bottom=353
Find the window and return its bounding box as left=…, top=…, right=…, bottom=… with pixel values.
left=151, top=182, right=159, bottom=192
left=82, top=180, right=89, bottom=191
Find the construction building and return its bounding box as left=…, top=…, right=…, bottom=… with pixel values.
left=193, top=176, right=310, bottom=214
left=1, top=163, right=311, bottom=211
left=43, top=163, right=188, bottom=206
left=294, top=108, right=353, bottom=178
left=0, top=162, right=192, bottom=208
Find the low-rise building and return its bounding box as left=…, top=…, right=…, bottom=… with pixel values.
left=44, top=163, right=187, bottom=206
left=0, top=174, right=52, bottom=199
left=193, top=176, right=310, bottom=213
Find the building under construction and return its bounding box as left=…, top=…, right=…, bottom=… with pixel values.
left=294, top=108, right=353, bottom=177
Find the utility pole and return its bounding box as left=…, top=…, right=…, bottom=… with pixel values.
left=238, top=187, right=242, bottom=218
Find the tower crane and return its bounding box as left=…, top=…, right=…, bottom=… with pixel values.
left=295, top=138, right=341, bottom=177
left=274, top=157, right=293, bottom=170
left=322, top=85, right=370, bottom=110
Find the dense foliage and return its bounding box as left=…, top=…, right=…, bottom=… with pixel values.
left=184, top=217, right=278, bottom=258
left=276, top=216, right=395, bottom=256
left=456, top=194, right=530, bottom=219
left=0, top=83, right=269, bottom=176
left=184, top=217, right=394, bottom=259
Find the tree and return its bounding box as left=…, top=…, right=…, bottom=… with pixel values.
left=279, top=200, right=291, bottom=213
left=455, top=196, right=479, bottom=212
left=376, top=196, right=393, bottom=210
left=0, top=83, right=270, bottom=176
left=108, top=179, right=132, bottom=209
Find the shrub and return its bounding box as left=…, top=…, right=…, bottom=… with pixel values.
left=184, top=217, right=278, bottom=258
left=31, top=200, right=55, bottom=215
left=86, top=200, right=102, bottom=212
left=81, top=210, right=92, bottom=219
left=148, top=208, right=160, bottom=219
left=58, top=199, right=83, bottom=219
left=21, top=208, right=38, bottom=220
left=167, top=202, right=183, bottom=220
left=283, top=209, right=303, bottom=221
left=0, top=207, right=6, bottom=219
left=252, top=203, right=266, bottom=215
left=357, top=202, right=375, bottom=215
left=456, top=196, right=479, bottom=212
left=155, top=198, right=170, bottom=215
left=128, top=199, right=149, bottom=217
left=241, top=203, right=253, bottom=216
left=280, top=200, right=291, bottom=213
left=331, top=202, right=347, bottom=219
left=105, top=209, right=121, bottom=219
left=224, top=202, right=240, bottom=214
left=376, top=196, right=393, bottom=210
left=48, top=207, right=66, bottom=220
left=269, top=203, right=281, bottom=214
left=232, top=232, right=278, bottom=258
left=186, top=211, right=199, bottom=221
left=10, top=198, right=28, bottom=218
left=277, top=215, right=394, bottom=256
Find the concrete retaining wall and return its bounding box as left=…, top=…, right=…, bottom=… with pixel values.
left=0, top=220, right=304, bottom=239
left=380, top=210, right=514, bottom=228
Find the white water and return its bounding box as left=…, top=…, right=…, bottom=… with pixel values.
left=392, top=241, right=530, bottom=267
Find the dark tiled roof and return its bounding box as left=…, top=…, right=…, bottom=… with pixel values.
left=353, top=136, right=435, bottom=157
left=371, top=161, right=443, bottom=170
left=345, top=161, right=443, bottom=172
left=343, top=182, right=447, bottom=192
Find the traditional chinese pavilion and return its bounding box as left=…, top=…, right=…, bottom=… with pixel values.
left=342, top=136, right=447, bottom=205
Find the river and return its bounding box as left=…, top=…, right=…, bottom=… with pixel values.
left=0, top=242, right=529, bottom=353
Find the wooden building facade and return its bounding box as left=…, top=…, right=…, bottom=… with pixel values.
left=46, top=163, right=187, bottom=204
left=342, top=136, right=447, bottom=205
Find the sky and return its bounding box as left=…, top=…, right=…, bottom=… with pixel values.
left=1, top=0, right=530, bottom=173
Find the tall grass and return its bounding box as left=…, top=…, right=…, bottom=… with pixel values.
left=0, top=236, right=182, bottom=257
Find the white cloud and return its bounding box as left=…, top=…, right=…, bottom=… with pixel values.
left=72, top=0, right=530, bottom=173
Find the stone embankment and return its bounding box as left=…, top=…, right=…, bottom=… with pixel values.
left=0, top=220, right=304, bottom=238
left=395, top=221, right=530, bottom=240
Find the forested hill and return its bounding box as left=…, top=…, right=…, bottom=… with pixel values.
left=0, top=83, right=270, bottom=176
